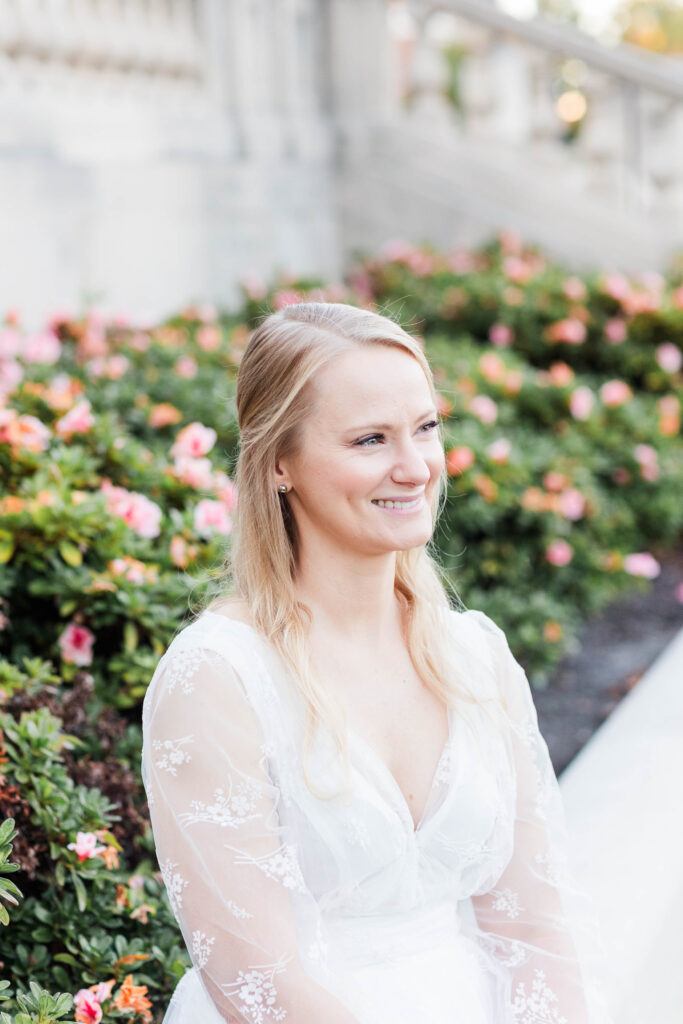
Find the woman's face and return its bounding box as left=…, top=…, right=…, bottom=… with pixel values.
left=276, top=345, right=445, bottom=559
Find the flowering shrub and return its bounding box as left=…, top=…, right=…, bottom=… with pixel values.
left=0, top=239, right=681, bottom=1017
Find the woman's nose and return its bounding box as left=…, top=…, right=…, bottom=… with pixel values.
left=391, top=437, right=431, bottom=484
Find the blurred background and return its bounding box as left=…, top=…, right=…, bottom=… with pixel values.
left=1, top=0, right=682, bottom=324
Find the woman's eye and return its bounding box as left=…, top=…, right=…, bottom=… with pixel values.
left=355, top=421, right=439, bottom=447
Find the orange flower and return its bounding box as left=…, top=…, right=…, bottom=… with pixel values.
left=95, top=845, right=120, bottom=870
left=473, top=474, right=498, bottom=503
left=446, top=446, right=475, bottom=476
left=115, top=884, right=129, bottom=908
left=543, top=621, right=563, bottom=643
left=129, top=903, right=156, bottom=924
left=0, top=495, right=25, bottom=515
left=112, top=975, right=153, bottom=1022
left=149, top=403, right=182, bottom=428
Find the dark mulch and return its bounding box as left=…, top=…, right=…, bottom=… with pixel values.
left=535, top=541, right=683, bottom=776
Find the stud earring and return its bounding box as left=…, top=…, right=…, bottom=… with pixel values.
left=278, top=484, right=288, bottom=493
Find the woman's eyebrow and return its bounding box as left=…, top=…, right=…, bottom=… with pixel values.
left=346, top=407, right=438, bottom=433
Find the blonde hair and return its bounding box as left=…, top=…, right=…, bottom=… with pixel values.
left=198, top=302, right=506, bottom=802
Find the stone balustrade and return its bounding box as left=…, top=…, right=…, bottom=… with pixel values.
left=386, top=0, right=683, bottom=219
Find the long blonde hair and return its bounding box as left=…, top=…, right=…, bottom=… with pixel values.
left=200, top=302, right=506, bottom=802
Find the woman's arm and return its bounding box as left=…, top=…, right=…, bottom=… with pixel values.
left=142, top=639, right=360, bottom=1024
left=465, top=610, right=613, bottom=1024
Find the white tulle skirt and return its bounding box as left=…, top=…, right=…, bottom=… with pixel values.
left=161, top=902, right=505, bottom=1024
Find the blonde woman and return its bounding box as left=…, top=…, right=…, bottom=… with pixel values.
left=141, top=303, right=611, bottom=1023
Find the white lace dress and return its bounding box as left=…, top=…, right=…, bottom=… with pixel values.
left=140, top=607, right=612, bottom=1024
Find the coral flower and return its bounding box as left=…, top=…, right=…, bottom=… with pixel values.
left=468, top=395, right=498, bottom=425
left=149, top=403, right=182, bottom=428
left=446, top=446, right=475, bottom=475
left=112, top=974, right=153, bottom=1021
left=600, top=380, right=633, bottom=407
left=55, top=400, right=96, bottom=438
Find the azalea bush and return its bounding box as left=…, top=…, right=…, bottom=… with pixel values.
left=0, top=232, right=681, bottom=1017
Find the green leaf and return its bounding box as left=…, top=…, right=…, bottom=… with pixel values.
left=0, top=818, right=16, bottom=844
left=123, top=620, right=138, bottom=653
left=58, top=541, right=83, bottom=567
left=72, top=872, right=87, bottom=913
left=0, top=532, right=14, bottom=564
left=0, top=903, right=8, bottom=925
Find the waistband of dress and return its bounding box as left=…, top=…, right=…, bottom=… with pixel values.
left=321, top=901, right=461, bottom=968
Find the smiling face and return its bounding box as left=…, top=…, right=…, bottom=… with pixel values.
left=275, top=344, right=445, bottom=562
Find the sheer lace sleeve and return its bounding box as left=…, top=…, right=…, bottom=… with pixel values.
left=141, top=634, right=360, bottom=1024
left=465, top=609, right=613, bottom=1024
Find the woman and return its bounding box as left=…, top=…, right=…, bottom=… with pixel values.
left=141, top=302, right=612, bottom=1023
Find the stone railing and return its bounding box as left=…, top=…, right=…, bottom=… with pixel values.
left=386, top=0, right=683, bottom=218
left=0, top=0, right=205, bottom=101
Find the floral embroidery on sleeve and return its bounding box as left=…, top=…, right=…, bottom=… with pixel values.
left=220, top=954, right=292, bottom=1023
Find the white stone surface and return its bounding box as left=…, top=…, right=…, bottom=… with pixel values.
left=560, top=627, right=683, bottom=1024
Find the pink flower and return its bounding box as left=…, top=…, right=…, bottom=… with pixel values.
left=193, top=499, right=233, bottom=537
left=488, top=323, right=514, bottom=348
left=469, top=395, right=498, bottom=425
left=601, top=272, right=630, bottom=301
left=675, top=581, right=683, bottom=604
left=0, top=329, right=21, bottom=358
left=479, top=352, right=506, bottom=382
left=213, top=472, right=238, bottom=511
left=568, top=386, right=594, bottom=421
left=55, top=400, right=95, bottom=438
left=173, top=456, right=215, bottom=490
left=604, top=318, right=627, bottom=344
left=130, top=331, right=151, bottom=352
left=58, top=622, right=95, bottom=666
left=634, top=443, right=659, bottom=481
left=563, top=277, right=587, bottom=302
left=487, top=438, right=511, bottom=464
left=546, top=540, right=573, bottom=567
left=196, top=326, right=221, bottom=352
left=546, top=318, right=587, bottom=345
left=73, top=989, right=103, bottom=1024
left=543, top=471, right=566, bottom=493
left=175, top=355, right=198, bottom=379
left=170, top=422, right=217, bottom=460
left=548, top=362, right=574, bottom=387
left=600, top=380, right=633, bottom=407
left=623, top=552, right=660, bottom=579
left=502, top=256, right=533, bottom=283
left=100, top=481, right=163, bottom=538
left=447, top=249, right=476, bottom=274
left=22, top=331, right=61, bottom=364
left=241, top=273, right=268, bottom=300
left=67, top=830, right=106, bottom=861
left=0, top=359, right=23, bottom=397
left=106, top=355, right=129, bottom=379
left=498, top=228, right=523, bottom=255
left=273, top=290, right=304, bottom=311
left=655, top=343, right=682, bottom=374
left=558, top=488, right=585, bottom=520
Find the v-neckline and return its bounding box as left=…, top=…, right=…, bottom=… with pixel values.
left=345, top=704, right=454, bottom=836
left=203, top=609, right=454, bottom=837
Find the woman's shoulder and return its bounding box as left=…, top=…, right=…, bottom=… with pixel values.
left=155, top=600, right=265, bottom=687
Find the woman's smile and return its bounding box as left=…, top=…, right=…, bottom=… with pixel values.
left=371, top=494, right=426, bottom=514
